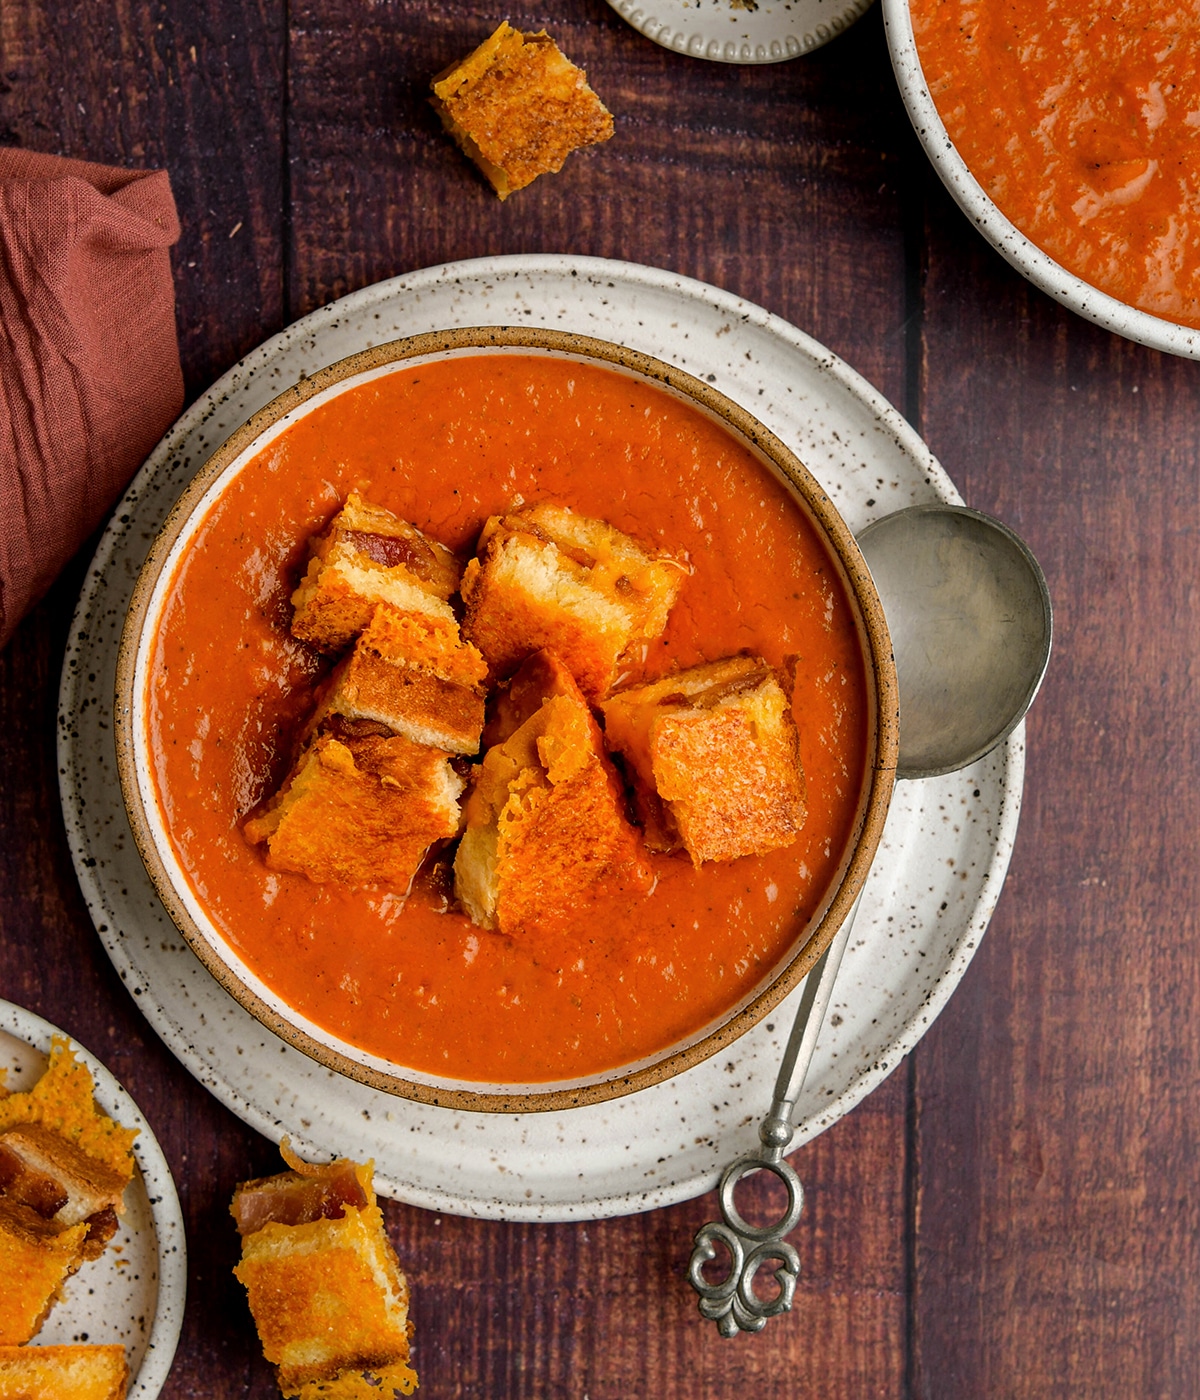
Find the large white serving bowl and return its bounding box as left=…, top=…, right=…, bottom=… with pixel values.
left=882, top=0, right=1200, bottom=359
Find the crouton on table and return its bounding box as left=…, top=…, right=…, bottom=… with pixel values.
left=232, top=1146, right=417, bottom=1399
left=600, top=655, right=807, bottom=865
left=431, top=21, right=613, bottom=200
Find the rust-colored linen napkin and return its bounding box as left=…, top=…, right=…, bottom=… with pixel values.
left=0, top=148, right=183, bottom=648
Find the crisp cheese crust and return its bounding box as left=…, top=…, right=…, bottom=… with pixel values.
left=454, top=673, right=651, bottom=937
left=315, top=606, right=487, bottom=755
left=0, top=1039, right=137, bottom=1181
left=601, top=655, right=808, bottom=864
left=431, top=22, right=613, bottom=198
left=0, top=1343, right=129, bottom=1400
left=243, top=732, right=464, bottom=887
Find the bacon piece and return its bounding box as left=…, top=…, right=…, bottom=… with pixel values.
left=79, top=1206, right=120, bottom=1262
left=0, top=1125, right=127, bottom=1229
left=337, top=527, right=437, bottom=576
left=0, top=1140, right=69, bottom=1219
left=230, top=1162, right=368, bottom=1238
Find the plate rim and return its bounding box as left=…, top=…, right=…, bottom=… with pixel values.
left=0, top=998, right=186, bottom=1398
left=604, top=0, right=875, bottom=64
left=58, top=253, right=1022, bottom=1220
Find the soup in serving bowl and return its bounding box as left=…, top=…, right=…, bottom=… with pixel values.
left=115, top=327, right=898, bottom=1112
left=886, top=0, right=1200, bottom=357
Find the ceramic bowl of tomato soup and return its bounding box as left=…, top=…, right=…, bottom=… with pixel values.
left=884, top=0, right=1200, bottom=357
left=115, top=327, right=898, bottom=1113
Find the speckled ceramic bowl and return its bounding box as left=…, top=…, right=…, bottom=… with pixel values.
left=883, top=0, right=1200, bottom=358
left=114, top=326, right=898, bottom=1114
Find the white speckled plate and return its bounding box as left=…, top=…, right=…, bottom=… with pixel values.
left=606, top=0, right=874, bottom=64
left=882, top=0, right=1200, bottom=357
left=0, top=1001, right=186, bottom=1395
left=58, top=254, right=1021, bottom=1222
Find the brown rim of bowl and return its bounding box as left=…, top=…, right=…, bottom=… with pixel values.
left=115, top=326, right=900, bottom=1114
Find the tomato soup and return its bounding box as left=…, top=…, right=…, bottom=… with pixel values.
left=147, top=353, right=868, bottom=1084
left=912, top=0, right=1200, bottom=327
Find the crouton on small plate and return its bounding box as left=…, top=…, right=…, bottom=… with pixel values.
left=601, top=655, right=807, bottom=864
left=0, top=1039, right=137, bottom=1347
left=0, top=1343, right=129, bottom=1400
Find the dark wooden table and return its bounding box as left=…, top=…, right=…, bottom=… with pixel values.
left=3, top=2, right=1198, bottom=1396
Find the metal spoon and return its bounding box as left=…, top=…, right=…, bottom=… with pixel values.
left=688, top=504, right=1052, bottom=1336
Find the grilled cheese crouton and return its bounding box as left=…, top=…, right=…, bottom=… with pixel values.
left=600, top=655, right=807, bottom=864
left=232, top=1147, right=417, bottom=1399
left=312, top=606, right=488, bottom=756
left=0, top=1202, right=89, bottom=1344
left=0, top=1343, right=128, bottom=1400
left=0, top=1124, right=128, bottom=1258
left=431, top=21, right=613, bottom=200
left=244, top=732, right=464, bottom=888
left=292, top=494, right=461, bottom=652
left=0, top=1040, right=137, bottom=1346
left=454, top=656, right=651, bottom=936
left=461, top=502, right=684, bottom=699
left=480, top=647, right=580, bottom=750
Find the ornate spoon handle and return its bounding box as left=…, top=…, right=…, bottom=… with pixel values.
left=687, top=892, right=863, bottom=1336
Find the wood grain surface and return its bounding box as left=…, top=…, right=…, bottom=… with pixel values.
left=1, top=2, right=1197, bottom=1396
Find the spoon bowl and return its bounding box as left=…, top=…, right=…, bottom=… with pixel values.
left=857, top=505, right=1053, bottom=779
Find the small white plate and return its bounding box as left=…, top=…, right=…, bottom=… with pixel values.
left=0, top=1000, right=186, bottom=1398
left=59, top=254, right=1022, bottom=1222
left=606, top=0, right=874, bottom=64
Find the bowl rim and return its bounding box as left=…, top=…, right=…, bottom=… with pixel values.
left=114, top=325, right=899, bottom=1114
left=882, top=0, right=1200, bottom=359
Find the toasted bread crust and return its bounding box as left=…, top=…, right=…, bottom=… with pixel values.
left=0, top=1343, right=129, bottom=1400
left=431, top=22, right=613, bottom=199
left=601, top=655, right=807, bottom=864
left=461, top=503, right=684, bottom=698
left=244, top=732, right=464, bottom=887
left=455, top=661, right=651, bottom=936
left=232, top=1155, right=417, bottom=1397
